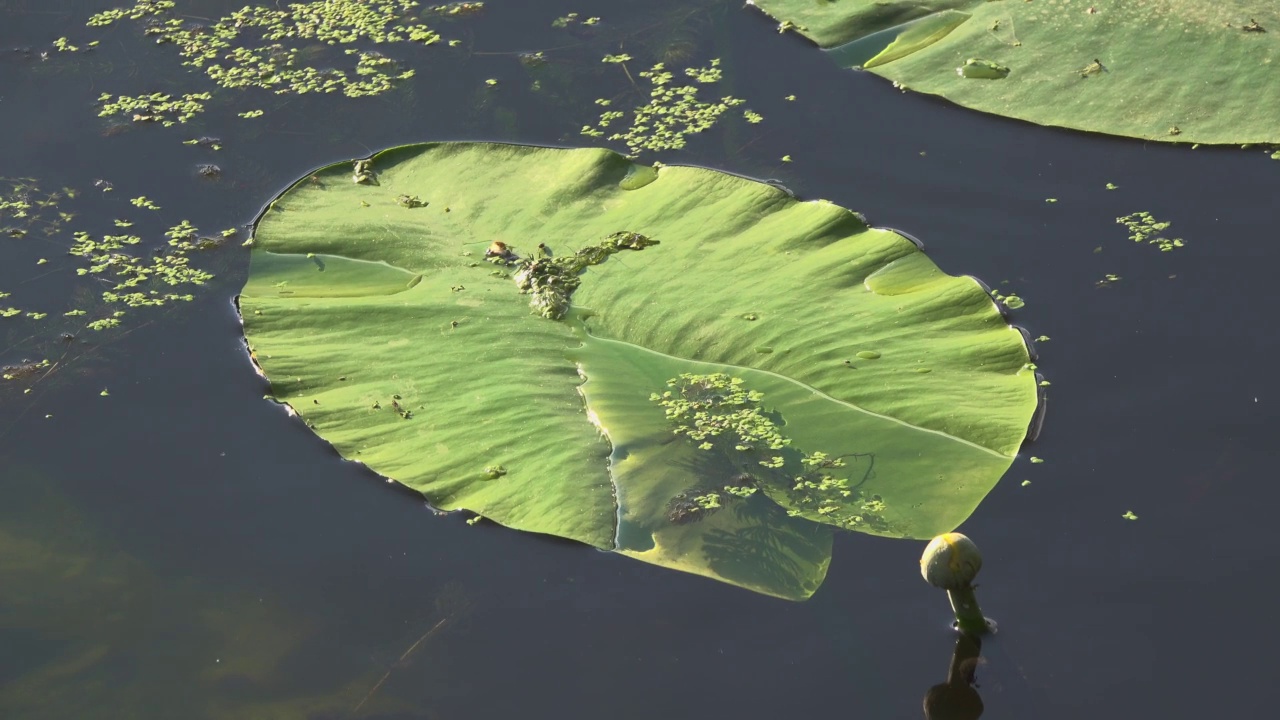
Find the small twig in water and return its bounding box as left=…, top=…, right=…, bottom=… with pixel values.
left=352, top=617, right=450, bottom=714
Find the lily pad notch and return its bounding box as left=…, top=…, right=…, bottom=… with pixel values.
left=237, top=141, right=1043, bottom=599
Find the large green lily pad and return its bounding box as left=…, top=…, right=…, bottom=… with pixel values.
left=239, top=142, right=1037, bottom=599
left=751, top=0, right=1280, bottom=144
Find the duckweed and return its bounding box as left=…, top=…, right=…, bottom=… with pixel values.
left=53, top=37, right=99, bottom=52
left=84, top=0, right=453, bottom=126
left=651, top=373, right=789, bottom=457
left=431, top=2, right=484, bottom=17
left=990, top=288, right=1025, bottom=309
left=582, top=59, right=747, bottom=156
left=552, top=13, right=600, bottom=28
left=651, top=373, right=888, bottom=531
left=1117, top=211, right=1185, bottom=251
left=97, top=91, right=211, bottom=126
left=1095, top=273, right=1122, bottom=288
left=4, top=176, right=218, bottom=339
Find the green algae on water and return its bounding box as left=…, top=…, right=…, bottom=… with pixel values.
left=97, top=92, right=211, bottom=126
left=1, top=176, right=219, bottom=342
left=1117, top=211, right=1185, bottom=251
left=552, top=12, right=601, bottom=28
left=582, top=59, right=748, bottom=156
left=83, top=0, right=458, bottom=126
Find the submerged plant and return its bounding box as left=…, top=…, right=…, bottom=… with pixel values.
left=1, top=178, right=77, bottom=239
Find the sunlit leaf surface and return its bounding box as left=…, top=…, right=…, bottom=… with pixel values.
left=751, top=0, right=1280, bottom=144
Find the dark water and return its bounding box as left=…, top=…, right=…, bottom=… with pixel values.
left=2, top=1, right=1277, bottom=718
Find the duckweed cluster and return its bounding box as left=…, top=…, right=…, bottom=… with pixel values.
left=85, top=0, right=457, bottom=124
left=552, top=13, right=601, bottom=28
left=1116, top=211, right=1185, bottom=251
left=582, top=59, right=750, bottom=156
left=53, top=37, right=99, bottom=52
left=70, top=219, right=214, bottom=311
left=652, top=373, right=889, bottom=531
left=990, top=288, right=1025, bottom=309
left=1, top=177, right=222, bottom=341
left=652, top=373, right=789, bottom=462
left=97, top=92, right=211, bottom=126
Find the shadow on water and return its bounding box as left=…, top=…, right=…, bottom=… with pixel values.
left=3, top=0, right=1280, bottom=719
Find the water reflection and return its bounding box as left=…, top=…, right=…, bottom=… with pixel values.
left=922, top=633, right=984, bottom=720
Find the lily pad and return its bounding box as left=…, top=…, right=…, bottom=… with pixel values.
left=239, top=142, right=1038, bottom=599
left=752, top=0, right=1280, bottom=144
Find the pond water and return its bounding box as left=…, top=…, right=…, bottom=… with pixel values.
left=2, top=1, right=1278, bottom=718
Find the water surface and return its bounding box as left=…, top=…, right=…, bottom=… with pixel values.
left=2, top=1, right=1278, bottom=718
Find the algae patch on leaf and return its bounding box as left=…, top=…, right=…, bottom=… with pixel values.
left=238, top=142, right=1039, bottom=599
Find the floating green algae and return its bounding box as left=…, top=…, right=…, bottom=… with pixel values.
left=582, top=59, right=749, bottom=156
left=83, top=0, right=463, bottom=124
left=0, top=176, right=222, bottom=348
left=1117, top=211, right=1186, bottom=252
